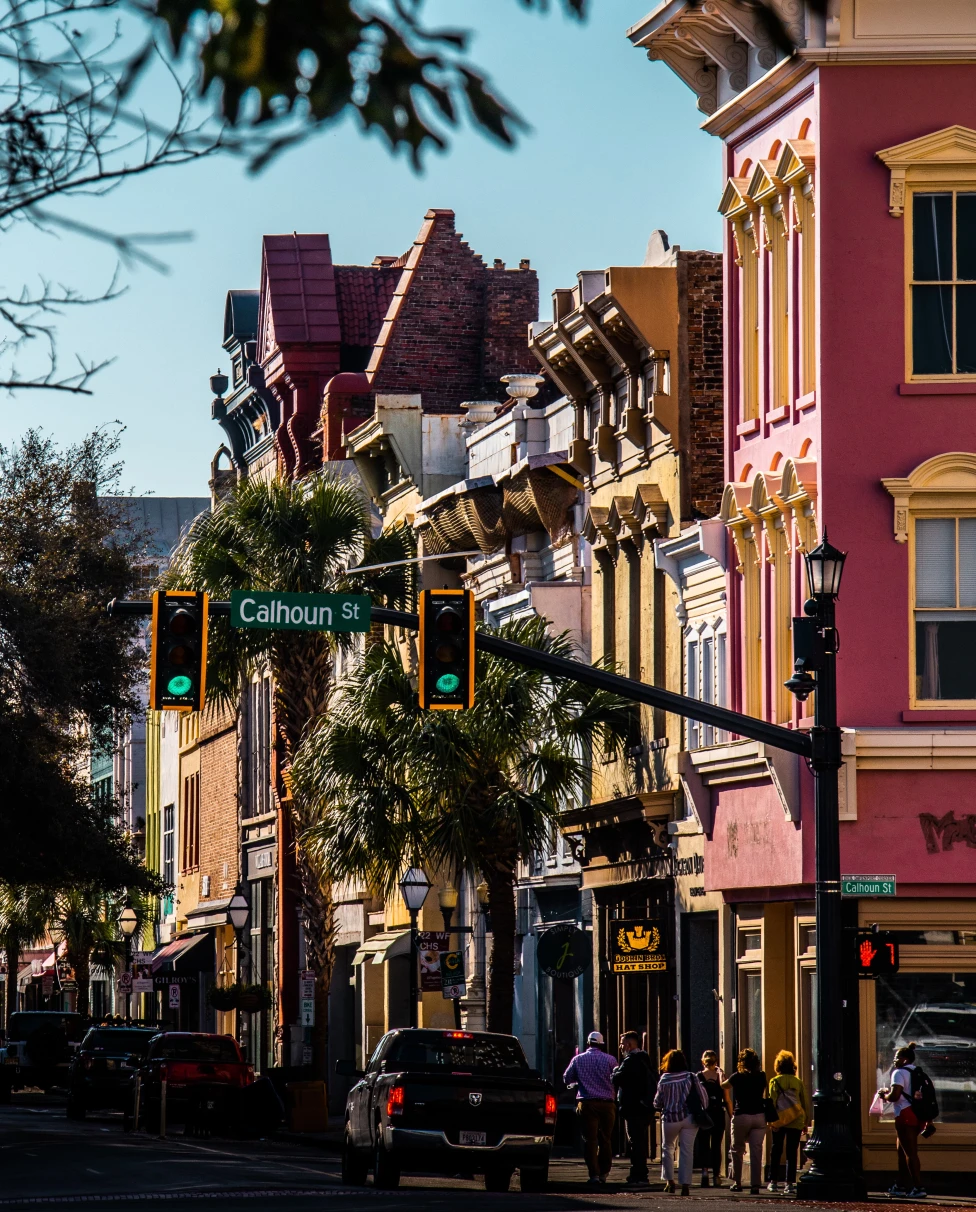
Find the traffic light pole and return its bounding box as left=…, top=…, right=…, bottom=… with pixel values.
left=795, top=594, right=865, bottom=1200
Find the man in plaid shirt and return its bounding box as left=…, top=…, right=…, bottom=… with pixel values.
left=563, top=1031, right=618, bottom=1183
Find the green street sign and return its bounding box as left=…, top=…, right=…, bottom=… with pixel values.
left=230, top=590, right=371, bottom=633
left=841, top=874, right=896, bottom=898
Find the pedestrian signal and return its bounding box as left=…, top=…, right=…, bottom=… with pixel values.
left=419, top=588, right=474, bottom=710
left=855, top=930, right=899, bottom=978
left=150, top=590, right=208, bottom=712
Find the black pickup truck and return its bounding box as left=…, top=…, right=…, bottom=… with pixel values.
left=338, top=1028, right=556, bottom=1192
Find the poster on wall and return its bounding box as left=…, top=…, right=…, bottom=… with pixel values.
left=609, top=920, right=668, bottom=974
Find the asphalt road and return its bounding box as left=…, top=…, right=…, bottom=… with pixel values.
left=1, top=1099, right=972, bottom=1212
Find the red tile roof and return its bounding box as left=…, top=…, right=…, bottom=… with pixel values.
left=257, top=234, right=340, bottom=355
left=334, top=265, right=400, bottom=348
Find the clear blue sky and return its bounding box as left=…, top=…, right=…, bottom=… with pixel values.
left=0, top=1, right=722, bottom=497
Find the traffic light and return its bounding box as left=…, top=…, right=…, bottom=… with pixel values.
left=150, top=590, right=208, bottom=711
left=419, top=588, right=475, bottom=710
left=855, top=930, right=899, bottom=978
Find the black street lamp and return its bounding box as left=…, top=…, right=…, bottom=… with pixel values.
left=119, top=905, right=138, bottom=1025
left=399, top=867, right=430, bottom=1029
left=438, top=885, right=462, bottom=1029
left=786, top=534, right=865, bottom=1200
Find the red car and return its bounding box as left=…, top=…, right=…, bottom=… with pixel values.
left=130, top=1032, right=254, bottom=1132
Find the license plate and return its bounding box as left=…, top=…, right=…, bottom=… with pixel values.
left=459, top=1130, right=486, bottom=1146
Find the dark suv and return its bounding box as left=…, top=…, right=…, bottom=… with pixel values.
left=67, top=1026, right=159, bottom=1118
left=0, top=1012, right=86, bottom=1099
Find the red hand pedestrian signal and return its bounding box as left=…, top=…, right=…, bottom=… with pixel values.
left=855, top=930, right=899, bottom=977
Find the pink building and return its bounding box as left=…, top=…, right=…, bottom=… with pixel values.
left=634, top=0, right=976, bottom=1174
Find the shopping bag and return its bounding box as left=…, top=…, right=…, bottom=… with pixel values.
left=868, top=1091, right=893, bottom=1118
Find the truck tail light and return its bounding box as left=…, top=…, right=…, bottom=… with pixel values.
left=387, top=1085, right=405, bottom=1117
left=544, top=1094, right=557, bottom=1125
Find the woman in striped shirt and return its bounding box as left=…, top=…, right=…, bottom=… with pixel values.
left=653, top=1049, right=707, bottom=1194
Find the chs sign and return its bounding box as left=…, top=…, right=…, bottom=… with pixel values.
left=230, top=590, right=371, bottom=633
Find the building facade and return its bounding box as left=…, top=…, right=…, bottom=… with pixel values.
left=528, top=233, right=724, bottom=1070
left=634, top=0, right=976, bottom=1172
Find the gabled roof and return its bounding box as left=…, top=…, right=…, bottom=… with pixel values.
left=257, top=234, right=340, bottom=361
left=718, top=177, right=754, bottom=220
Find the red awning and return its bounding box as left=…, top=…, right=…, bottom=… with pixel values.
left=151, top=933, right=208, bottom=973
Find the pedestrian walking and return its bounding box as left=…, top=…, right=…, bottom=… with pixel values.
left=879, top=1041, right=938, bottom=1199
left=612, top=1031, right=656, bottom=1187
left=695, top=1049, right=726, bottom=1187
left=722, top=1047, right=768, bottom=1194
left=766, top=1050, right=812, bottom=1193
left=653, top=1049, right=706, bottom=1195
left=563, top=1030, right=618, bottom=1186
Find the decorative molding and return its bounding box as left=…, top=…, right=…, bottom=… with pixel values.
left=882, top=451, right=976, bottom=543
left=632, top=483, right=670, bottom=538
left=687, top=739, right=800, bottom=823
left=877, top=125, right=976, bottom=217
left=852, top=728, right=976, bottom=770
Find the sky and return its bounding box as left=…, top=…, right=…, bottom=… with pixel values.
left=0, top=1, right=723, bottom=497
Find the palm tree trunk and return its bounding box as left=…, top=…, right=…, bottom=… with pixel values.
left=74, top=951, right=91, bottom=1018
left=484, top=864, right=517, bottom=1035
left=2, top=932, right=21, bottom=1032
left=274, top=637, right=337, bottom=1077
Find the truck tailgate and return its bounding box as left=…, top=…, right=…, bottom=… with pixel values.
left=396, top=1074, right=547, bottom=1145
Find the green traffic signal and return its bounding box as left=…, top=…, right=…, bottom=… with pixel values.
left=435, top=673, right=461, bottom=693
left=167, top=675, right=193, bottom=696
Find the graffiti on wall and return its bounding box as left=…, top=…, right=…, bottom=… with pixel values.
left=919, top=810, right=976, bottom=854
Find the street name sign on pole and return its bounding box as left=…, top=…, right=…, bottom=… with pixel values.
left=841, top=875, right=896, bottom=897
left=230, top=590, right=370, bottom=633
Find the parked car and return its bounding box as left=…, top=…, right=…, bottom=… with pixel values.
left=894, top=1002, right=976, bottom=1122
left=0, top=1012, right=86, bottom=1100
left=67, top=1026, right=159, bottom=1118
left=130, top=1032, right=259, bottom=1134
left=338, top=1028, right=556, bottom=1192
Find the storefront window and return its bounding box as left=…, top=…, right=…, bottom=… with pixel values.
left=875, top=972, right=976, bottom=1122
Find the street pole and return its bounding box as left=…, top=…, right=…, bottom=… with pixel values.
left=408, top=908, right=419, bottom=1030
left=788, top=541, right=865, bottom=1201
left=439, top=898, right=462, bottom=1030
left=124, top=936, right=132, bottom=1025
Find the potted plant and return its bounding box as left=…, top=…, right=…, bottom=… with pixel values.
left=236, top=984, right=271, bottom=1013
left=207, top=984, right=240, bottom=1011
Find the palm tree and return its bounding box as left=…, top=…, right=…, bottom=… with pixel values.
left=164, top=472, right=413, bottom=1066
left=49, top=890, right=124, bottom=1018
left=0, top=885, right=53, bottom=1031
left=294, top=615, right=632, bottom=1034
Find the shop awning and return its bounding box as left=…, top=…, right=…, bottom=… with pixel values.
left=351, top=930, right=411, bottom=967
left=184, top=897, right=235, bottom=931
left=151, top=933, right=210, bottom=973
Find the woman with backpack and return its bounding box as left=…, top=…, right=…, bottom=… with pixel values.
left=722, top=1048, right=767, bottom=1194
left=766, top=1050, right=812, bottom=1193
left=653, top=1049, right=707, bottom=1195
left=696, top=1050, right=726, bottom=1187
left=881, top=1041, right=934, bottom=1199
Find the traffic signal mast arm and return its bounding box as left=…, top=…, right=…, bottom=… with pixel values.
left=107, top=598, right=812, bottom=758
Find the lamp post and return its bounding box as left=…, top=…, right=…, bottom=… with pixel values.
left=438, top=885, right=461, bottom=1029
left=786, top=535, right=865, bottom=1200
left=399, top=867, right=430, bottom=1029
left=119, top=906, right=138, bottom=1025
left=227, top=887, right=250, bottom=1055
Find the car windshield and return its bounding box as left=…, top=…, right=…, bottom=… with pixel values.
left=83, top=1030, right=156, bottom=1055
left=903, top=1009, right=976, bottom=1044
left=387, top=1031, right=528, bottom=1074
left=149, top=1037, right=240, bottom=1062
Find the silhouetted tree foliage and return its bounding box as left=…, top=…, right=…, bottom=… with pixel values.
left=0, top=427, right=155, bottom=890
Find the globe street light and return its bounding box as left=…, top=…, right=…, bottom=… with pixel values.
left=399, top=867, right=430, bottom=1029
left=119, top=906, right=138, bottom=1024
left=786, top=534, right=863, bottom=1200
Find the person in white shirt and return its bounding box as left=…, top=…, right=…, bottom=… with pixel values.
left=881, top=1042, right=924, bottom=1198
